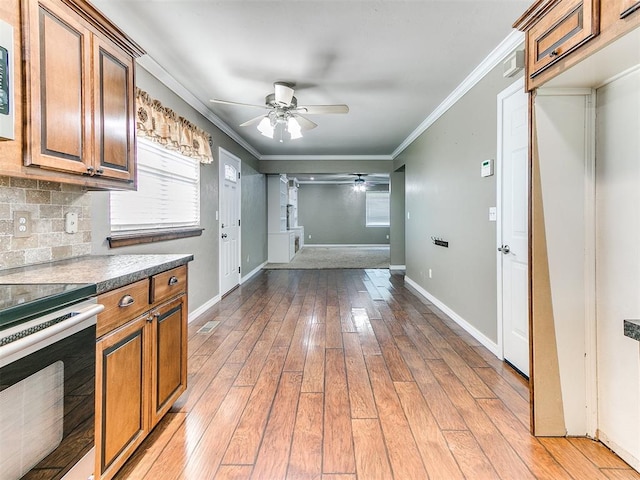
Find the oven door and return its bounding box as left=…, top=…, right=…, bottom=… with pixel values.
left=0, top=299, right=104, bottom=480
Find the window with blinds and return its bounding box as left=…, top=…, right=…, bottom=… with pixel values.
left=365, top=190, right=390, bottom=227
left=110, top=138, right=200, bottom=231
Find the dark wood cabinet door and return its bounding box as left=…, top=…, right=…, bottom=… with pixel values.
left=23, top=0, right=92, bottom=174
left=150, top=295, right=187, bottom=427
left=93, top=36, right=136, bottom=183
left=96, top=315, right=149, bottom=480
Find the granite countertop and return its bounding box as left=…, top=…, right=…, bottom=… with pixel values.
left=624, top=320, right=640, bottom=342
left=0, top=254, right=194, bottom=294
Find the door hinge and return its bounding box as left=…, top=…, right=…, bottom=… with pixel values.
left=238, top=266, right=241, bottom=274
left=238, top=219, right=241, bottom=226
left=237, top=172, right=241, bottom=179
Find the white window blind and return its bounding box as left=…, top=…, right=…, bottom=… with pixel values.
left=110, top=138, right=200, bottom=232
left=366, top=191, right=390, bottom=227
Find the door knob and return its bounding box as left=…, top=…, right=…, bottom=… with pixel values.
left=221, top=223, right=225, bottom=228
left=221, top=233, right=227, bottom=239
left=498, top=245, right=510, bottom=254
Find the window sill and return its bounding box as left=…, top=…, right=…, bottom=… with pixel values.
left=107, top=227, right=204, bottom=248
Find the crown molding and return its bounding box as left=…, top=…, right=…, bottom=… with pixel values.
left=136, top=55, right=262, bottom=160
left=391, top=30, right=525, bottom=159
left=259, top=154, right=393, bottom=161
left=138, top=30, right=524, bottom=164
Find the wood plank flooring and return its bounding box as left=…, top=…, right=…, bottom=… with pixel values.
left=114, top=269, right=639, bottom=480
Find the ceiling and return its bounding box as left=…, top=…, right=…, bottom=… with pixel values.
left=93, top=1, right=530, bottom=160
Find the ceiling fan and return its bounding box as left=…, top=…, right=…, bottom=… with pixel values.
left=210, top=82, right=349, bottom=141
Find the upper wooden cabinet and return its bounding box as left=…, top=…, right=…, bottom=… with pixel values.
left=20, top=0, right=143, bottom=188
left=516, top=0, right=600, bottom=89
left=515, top=0, right=640, bottom=90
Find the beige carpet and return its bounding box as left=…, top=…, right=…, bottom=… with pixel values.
left=265, top=246, right=390, bottom=269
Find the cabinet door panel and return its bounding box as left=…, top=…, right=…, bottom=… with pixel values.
left=527, top=0, right=599, bottom=79
left=24, top=0, right=92, bottom=173
left=96, top=316, right=149, bottom=479
left=150, top=296, right=187, bottom=426
left=620, top=0, right=640, bottom=18
left=94, top=36, right=135, bottom=182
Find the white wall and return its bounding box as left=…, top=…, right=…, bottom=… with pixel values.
left=535, top=90, right=595, bottom=435
left=595, top=67, right=640, bottom=468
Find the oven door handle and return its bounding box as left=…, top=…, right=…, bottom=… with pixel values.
left=0, top=303, right=105, bottom=366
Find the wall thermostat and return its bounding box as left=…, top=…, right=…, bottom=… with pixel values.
left=481, top=159, right=494, bottom=177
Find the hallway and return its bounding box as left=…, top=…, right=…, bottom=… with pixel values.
left=114, top=269, right=637, bottom=479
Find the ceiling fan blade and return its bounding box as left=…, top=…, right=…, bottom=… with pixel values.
left=296, top=104, right=349, bottom=115
left=274, top=82, right=295, bottom=106
left=210, top=98, right=269, bottom=109
left=239, top=114, right=267, bottom=127
left=292, top=114, right=317, bottom=131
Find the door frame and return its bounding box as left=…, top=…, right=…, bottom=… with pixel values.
left=496, top=76, right=526, bottom=364
left=218, top=147, right=242, bottom=296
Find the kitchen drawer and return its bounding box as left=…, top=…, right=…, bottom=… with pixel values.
left=97, top=279, right=150, bottom=337
left=527, top=0, right=599, bottom=79
left=150, top=266, right=187, bottom=305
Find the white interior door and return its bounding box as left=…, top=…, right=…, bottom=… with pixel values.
left=219, top=148, right=241, bottom=296
left=498, top=78, right=529, bottom=377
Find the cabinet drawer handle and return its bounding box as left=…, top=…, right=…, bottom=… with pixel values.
left=96, top=167, right=104, bottom=175
left=168, top=276, right=179, bottom=286
left=118, top=294, right=135, bottom=308
left=549, top=49, right=559, bottom=58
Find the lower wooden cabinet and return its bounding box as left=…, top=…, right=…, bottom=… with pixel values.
left=95, top=288, right=187, bottom=480
left=150, top=295, right=188, bottom=427
left=95, top=315, right=150, bottom=480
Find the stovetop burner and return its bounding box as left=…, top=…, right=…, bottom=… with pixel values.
left=0, top=283, right=97, bottom=331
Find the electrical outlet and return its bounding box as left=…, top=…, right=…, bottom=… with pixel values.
left=386, top=234, right=389, bottom=240
left=14, top=211, right=31, bottom=237
left=308, top=234, right=311, bottom=239
left=428, top=269, right=432, bottom=279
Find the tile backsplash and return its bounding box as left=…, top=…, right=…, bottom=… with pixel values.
left=0, top=176, right=92, bottom=269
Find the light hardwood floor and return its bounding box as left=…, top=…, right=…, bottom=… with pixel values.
left=114, top=269, right=639, bottom=480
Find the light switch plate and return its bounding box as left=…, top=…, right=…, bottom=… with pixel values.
left=489, top=207, right=497, bottom=222
left=65, top=212, right=78, bottom=233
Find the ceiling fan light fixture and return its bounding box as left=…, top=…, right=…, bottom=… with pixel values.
left=257, top=116, right=274, bottom=138
left=287, top=116, right=303, bottom=140
left=353, top=175, right=366, bottom=192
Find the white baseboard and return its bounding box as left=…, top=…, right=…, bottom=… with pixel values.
left=598, top=430, right=640, bottom=472
left=242, top=261, right=267, bottom=284
left=303, top=244, right=389, bottom=248
left=188, top=295, right=220, bottom=324
left=404, top=276, right=500, bottom=358
left=389, top=264, right=406, bottom=271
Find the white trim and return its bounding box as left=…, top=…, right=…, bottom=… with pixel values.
left=260, top=154, right=393, bottom=161
left=596, top=63, right=640, bottom=89
left=598, top=431, right=640, bottom=473
left=389, top=265, right=406, bottom=271
left=583, top=89, right=598, bottom=438
left=138, top=32, right=525, bottom=163
left=495, top=76, right=525, bottom=362
left=392, top=30, right=525, bottom=159
left=188, top=295, right=221, bottom=324
left=242, top=261, right=267, bottom=284
left=303, top=244, right=389, bottom=248
left=405, top=276, right=500, bottom=358
left=137, top=56, right=261, bottom=159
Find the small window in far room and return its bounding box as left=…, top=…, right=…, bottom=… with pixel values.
left=365, top=190, right=390, bottom=227
left=110, top=138, right=200, bottom=232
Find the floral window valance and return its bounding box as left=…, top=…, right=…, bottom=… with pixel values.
left=136, top=88, right=213, bottom=164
